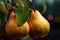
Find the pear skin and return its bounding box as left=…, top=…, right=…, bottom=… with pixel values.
left=5, top=11, right=29, bottom=38
left=29, top=10, right=50, bottom=38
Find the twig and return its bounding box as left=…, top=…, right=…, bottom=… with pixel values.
left=28, top=0, right=36, bottom=11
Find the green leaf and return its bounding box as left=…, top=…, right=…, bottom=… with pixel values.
left=16, top=1, right=30, bottom=26
left=0, top=10, right=7, bottom=27
left=0, top=19, right=1, bottom=26
left=14, top=0, right=27, bottom=5
left=0, top=1, right=7, bottom=14
left=0, top=1, right=7, bottom=26
left=0, top=28, right=5, bottom=37
left=22, top=35, right=33, bottom=40
left=0, top=0, right=7, bottom=8
left=0, top=0, right=7, bottom=5
left=41, top=0, right=47, bottom=13
left=14, top=0, right=21, bottom=5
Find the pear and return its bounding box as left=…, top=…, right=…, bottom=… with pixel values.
left=29, top=10, right=50, bottom=38
left=5, top=11, right=29, bottom=38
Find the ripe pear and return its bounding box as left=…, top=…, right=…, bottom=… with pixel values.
left=29, top=10, right=50, bottom=38
left=5, top=11, right=29, bottom=38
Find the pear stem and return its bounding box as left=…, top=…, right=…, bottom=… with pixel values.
left=28, top=1, right=36, bottom=12
left=8, top=3, right=15, bottom=11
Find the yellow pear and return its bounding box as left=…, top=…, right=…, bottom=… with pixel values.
left=29, top=10, right=50, bottom=38
left=5, top=11, right=29, bottom=38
